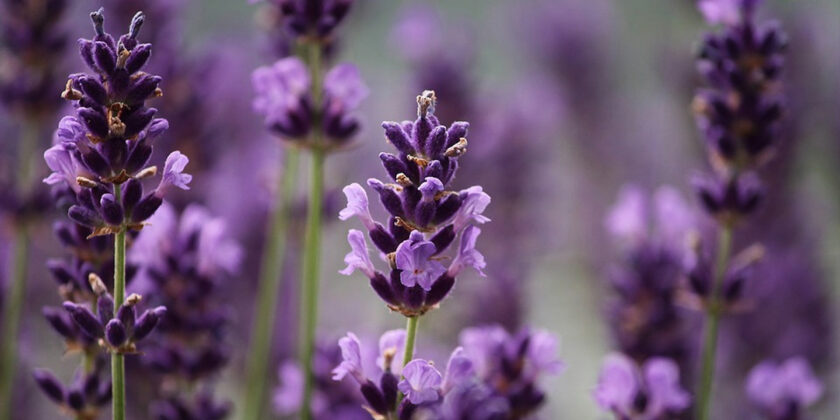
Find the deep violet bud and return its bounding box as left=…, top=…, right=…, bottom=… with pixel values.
left=133, top=306, right=167, bottom=341
left=593, top=353, right=690, bottom=419
left=33, top=370, right=65, bottom=403
left=63, top=302, right=104, bottom=338
left=398, top=360, right=442, bottom=405
left=131, top=194, right=163, bottom=224
left=99, top=193, right=124, bottom=225
left=746, top=357, right=823, bottom=419
left=693, top=172, right=763, bottom=222
left=43, top=307, right=76, bottom=339
left=105, top=319, right=128, bottom=347
left=257, top=0, right=355, bottom=40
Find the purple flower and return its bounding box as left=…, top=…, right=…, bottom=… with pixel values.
left=452, top=186, right=491, bottom=232
left=395, top=231, right=447, bottom=291
left=593, top=353, right=690, bottom=419
left=324, top=63, right=368, bottom=111
left=698, top=0, right=760, bottom=25
left=746, top=357, right=823, bottom=419
left=273, top=362, right=304, bottom=415
left=338, top=183, right=375, bottom=230
left=447, top=225, right=486, bottom=277
left=155, top=151, right=192, bottom=196
left=43, top=144, right=87, bottom=193
left=332, top=332, right=365, bottom=384
left=398, top=360, right=442, bottom=405
left=339, top=230, right=376, bottom=278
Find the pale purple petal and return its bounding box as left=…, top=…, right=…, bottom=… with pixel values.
left=339, top=230, right=376, bottom=278
left=442, top=347, right=474, bottom=394
left=398, top=359, right=442, bottom=405
left=419, top=177, right=444, bottom=201
left=332, top=332, right=365, bottom=384
left=593, top=353, right=639, bottom=414
left=452, top=186, right=491, bottom=231
left=376, top=329, right=406, bottom=373
left=644, top=358, right=691, bottom=416
left=273, top=362, right=303, bottom=415
left=156, top=151, right=192, bottom=196
left=338, top=183, right=375, bottom=230
left=526, top=330, right=565, bottom=376
left=605, top=184, right=647, bottom=242
left=395, top=232, right=447, bottom=290
left=447, top=225, right=486, bottom=277
left=324, top=63, right=369, bottom=110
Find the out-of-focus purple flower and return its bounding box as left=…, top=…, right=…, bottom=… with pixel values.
left=698, top=0, right=761, bottom=25
left=251, top=57, right=366, bottom=147
left=339, top=230, right=376, bottom=278
left=746, top=357, right=823, bottom=420
left=332, top=332, right=365, bottom=383
left=441, top=347, right=473, bottom=394
left=593, top=353, right=690, bottom=419
left=338, top=91, right=489, bottom=317
left=376, top=329, right=406, bottom=373
left=32, top=368, right=112, bottom=416
left=155, top=151, right=192, bottom=196
left=256, top=0, right=354, bottom=40
left=398, top=360, right=442, bottom=405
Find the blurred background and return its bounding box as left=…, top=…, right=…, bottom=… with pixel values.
left=1, top=0, right=839, bottom=418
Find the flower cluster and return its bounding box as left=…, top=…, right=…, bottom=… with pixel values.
left=63, top=277, right=165, bottom=354
left=332, top=325, right=562, bottom=418
left=691, top=0, right=786, bottom=223
left=0, top=0, right=69, bottom=115
left=594, top=353, right=691, bottom=420
left=127, top=203, right=239, bottom=417
left=43, top=9, right=191, bottom=238
left=254, top=0, right=354, bottom=42
left=745, top=357, right=823, bottom=420
left=33, top=367, right=112, bottom=420
left=252, top=56, right=367, bottom=149
left=339, top=91, right=489, bottom=317
left=604, top=186, right=698, bottom=374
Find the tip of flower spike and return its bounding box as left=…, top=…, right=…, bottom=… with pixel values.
left=129, top=11, right=145, bottom=39
left=91, top=8, right=105, bottom=36
left=417, top=90, right=436, bottom=118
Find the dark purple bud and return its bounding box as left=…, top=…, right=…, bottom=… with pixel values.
left=122, top=179, right=143, bottom=212
left=360, top=380, right=388, bottom=415
left=424, top=274, right=455, bottom=307
left=105, top=319, right=127, bottom=347
left=63, top=302, right=103, bottom=338
left=427, top=125, right=447, bottom=157
left=82, top=374, right=99, bottom=399
left=101, top=138, right=128, bottom=170
left=369, top=180, right=404, bottom=218
left=389, top=217, right=410, bottom=243
left=68, top=205, right=102, bottom=228
left=432, top=195, right=461, bottom=225
left=67, top=389, right=85, bottom=410
left=96, top=380, right=112, bottom=405
left=124, top=142, right=152, bottom=174
left=390, top=269, right=406, bottom=297
left=124, top=75, right=161, bottom=105
left=379, top=153, right=408, bottom=181
left=128, top=11, right=145, bottom=40
left=99, top=194, right=124, bottom=226
left=131, top=194, right=162, bottom=223
left=430, top=225, right=455, bottom=254
left=117, top=305, right=135, bottom=334
left=404, top=286, right=424, bottom=310
left=382, top=122, right=414, bottom=154
left=369, top=223, right=397, bottom=253
left=32, top=370, right=65, bottom=404
left=412, top=117, right=433, bottom=153
left=132, top=306, right=166, bottom=341
left=415, top=201, right=435, bottom=228
left=380, top=372, right=398, bottom=408
left=123, top=107, right=157, bottom=138
left=425, top=160, right=443, bottom=180
left=125, top=44, right=152, bottom=73
left=80, top=149, right=110, bottom=177
left=53, top=223, right=76, bottom=247
left=78, top=107, right=109, bottom=139
left=46, top=260, right=74, bottom=285
left=370, top=273, right=398, bottom=306
left=93, top=41, right=116, bottom=74
left=43, top=307, right=76, bottom=339
left=97, top=294, right=115, bottom=325
left=79, top=39, right=97, bottom=71
left=78, top=76, right=107, bottom=105
left=446, top=122, right=469, bottom=148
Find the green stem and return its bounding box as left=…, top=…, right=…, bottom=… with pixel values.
left=695, top=225, right=733, bottom=420
left=242, top=149, right=299, bottom=419
left=298, top=149, right=325, bottom=420
left=112, top=186, right=126, bottom=420
left=395, top=316, right=420, bottom=408
left=0, top=121, right=38, bottom=420
left=0, top=227, right=29, bottom=420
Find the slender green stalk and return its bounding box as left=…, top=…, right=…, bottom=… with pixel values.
left=242, top=150, right=300, bottom=419
left=112, top=186, right=126, bottom=420
left=0, top=121, right=38, bottom=420
left=395, top=316, right=420, bottom=407
left=298, top=149, right=325, bottom=420
left=695, top=225, right=733, bottom=420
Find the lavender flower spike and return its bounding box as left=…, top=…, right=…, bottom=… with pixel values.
left=339, top=91, right=490, bottom=317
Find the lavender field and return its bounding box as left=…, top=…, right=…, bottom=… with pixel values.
left=1, top=0, right=838, bottom=419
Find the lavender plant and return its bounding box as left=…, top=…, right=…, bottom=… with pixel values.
left=0, top=1, right=70, bottom=414
left=689, top=0, right=789, bottom=418
left=339, top=90, right=490, bottom=406
left=246, top=0, right=366, bottom=417
left=39, top=8, right=191, bottom=420
left=128, top=203, right=240, bottom=419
